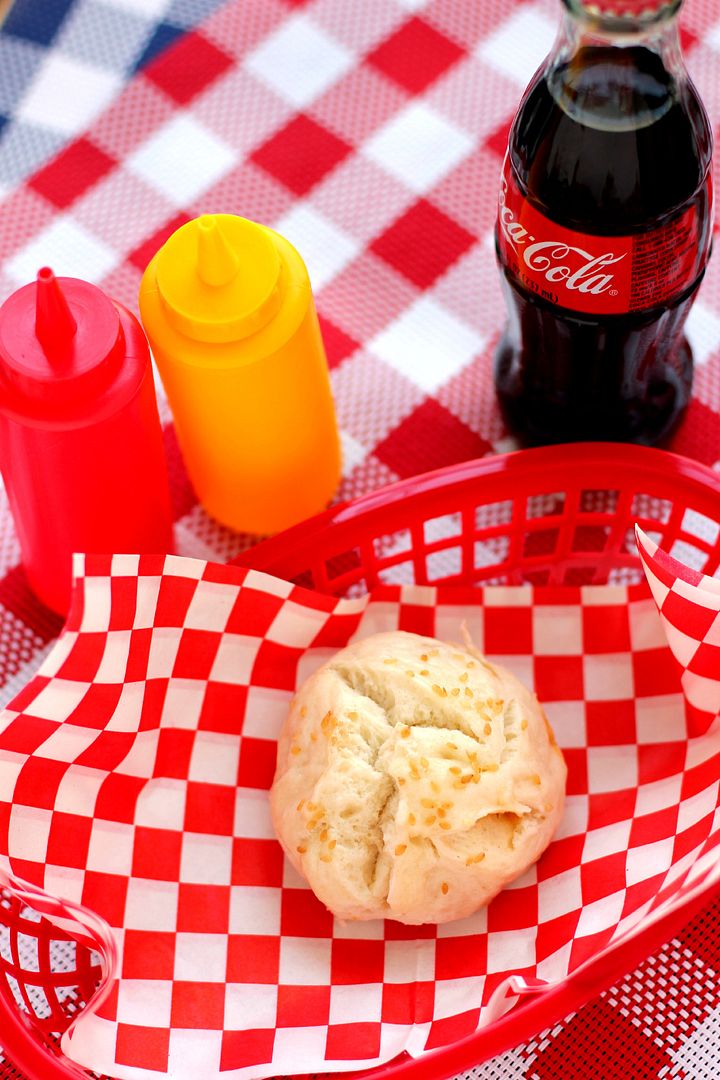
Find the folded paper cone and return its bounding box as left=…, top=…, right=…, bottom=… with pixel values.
left=636, top=525, right=720, bottom=737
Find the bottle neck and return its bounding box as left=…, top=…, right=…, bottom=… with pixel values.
left=561, top=0, right=683, bottom=33
left=546, top=5, right=687, bottom=132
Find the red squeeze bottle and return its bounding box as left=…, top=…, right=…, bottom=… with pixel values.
left=0, top=268, right=173, bottom=615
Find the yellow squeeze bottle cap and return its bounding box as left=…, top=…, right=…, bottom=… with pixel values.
left=155, top=214, right=283, bottom=344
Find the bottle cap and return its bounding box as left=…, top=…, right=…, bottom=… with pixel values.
left=0, top=270, right=122, bottom=406
left=154, top=214, right=284, bottom=345
left=563, top=0, right=682, bottom=24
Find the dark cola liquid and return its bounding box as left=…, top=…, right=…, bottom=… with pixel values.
left=495, top=44, right=713, bottom=445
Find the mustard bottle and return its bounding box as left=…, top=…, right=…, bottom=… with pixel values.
left=139, top=214, right=341, bottom=535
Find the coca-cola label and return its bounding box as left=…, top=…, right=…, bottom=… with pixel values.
left=497, top=155, right=710, bottom=316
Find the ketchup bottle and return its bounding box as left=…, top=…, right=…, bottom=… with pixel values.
left=0, top=269, right=173, bottom=615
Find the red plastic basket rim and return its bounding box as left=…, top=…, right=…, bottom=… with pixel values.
left=236, top=442, right=720, bottom=582
left=1, top=442, right=720, bottom=1080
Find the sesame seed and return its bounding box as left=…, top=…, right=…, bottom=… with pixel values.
left=449, top=766, right=462, bottom=776
left=408, top=813, right=416, bottom=825
left=420, top=756, right=429, bottom=769
left=291, top=746, right=301, bottom=755
left=453, top=653, right=465, bottom=662
left=459, top=673, right=469, bottom=683
left=532, top=774, right=541, bottom=784
left=465, top=853, right=485, bottom=865
left=410, top=762, right=421, bottom=779
left=320, top=854, right=332, bottom=863
left=319, top=829, right=328, bottom=842
left=406, top=671, right=415, bottom=678
left=296, top=800, right=305, bottom=812
left=453, top=780, right=464, bottom=789
left=421, top=798, right=434, bottom=808
left=432, top=684, right=447, bottom=697
left=306, top=802, right=317, bottom=812
left=430, top=781, right=440, bottom=793
left=300, top=706, right=308, bottom=718
left=521, top=719, right=528, bottom=730
left=384, top=658, right=397, bottom=665
left=311, top=732, right=318, bottom=742
left=347, top=711, right=358, bottom=720
left=451, top=688, right=460, bottom=697
left=395, top=844, right=407, bottom=856
left=398, top=778, right=406, bottom=786
left=461, top=774, right=472, bottom=784
left=420, top=669, right=430, bottom=677
left=447, top=742, right=458, bottom=750
left=297, top=845, right=307, bottom=854
left=484, top=723, right=492, bottom=736
left=401, top=726, right=411, bottom=739
left=329, top=839, right=337, bottom=849
left=425, top=815, right=436, bottom=826
left=441, top=882, right=449, bottom=894
left=464, top=687, right=474, bottom=698
left=420, top=653, right=429, bottom=662
left=467, top=661, right=476, bottom=668
left=437, top=807, right=446, bottom=818
left=439, top=821, right=451, bottom=830
left=429, top=650, right=439, bottom=657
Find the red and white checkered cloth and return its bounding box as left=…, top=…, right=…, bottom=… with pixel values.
left=1, top=554, right=719, bottom=1079
left=1, top=0, right=720, bottom=1077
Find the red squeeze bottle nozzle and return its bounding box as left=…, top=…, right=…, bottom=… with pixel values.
left=0, top=270, right=173, bottom=615
left=34, top=267, right=77, bottom=356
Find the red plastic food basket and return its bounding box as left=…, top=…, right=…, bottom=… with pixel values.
left=1, top=442, right=720, bottom=1080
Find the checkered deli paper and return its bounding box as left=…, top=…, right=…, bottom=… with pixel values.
left=0, top=551, right=719, bottom=1079
left=637, top=527, right=720, bottom=738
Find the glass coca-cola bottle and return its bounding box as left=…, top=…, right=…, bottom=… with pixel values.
left=494, top=0, right=713, bottom=445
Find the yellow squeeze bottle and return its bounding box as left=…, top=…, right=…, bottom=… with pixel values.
left=139, top=214, right=340, bottom=534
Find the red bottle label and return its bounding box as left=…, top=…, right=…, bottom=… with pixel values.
left=497, top=155, right=712, bottom=316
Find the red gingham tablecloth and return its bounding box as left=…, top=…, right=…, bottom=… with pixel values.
left=1, top=0, right=720, bottom=1077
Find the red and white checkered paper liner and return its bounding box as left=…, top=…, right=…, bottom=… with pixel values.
left=637, top=527, right=720, bottom=738
left=0, top=554, right=720, bottom=1079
